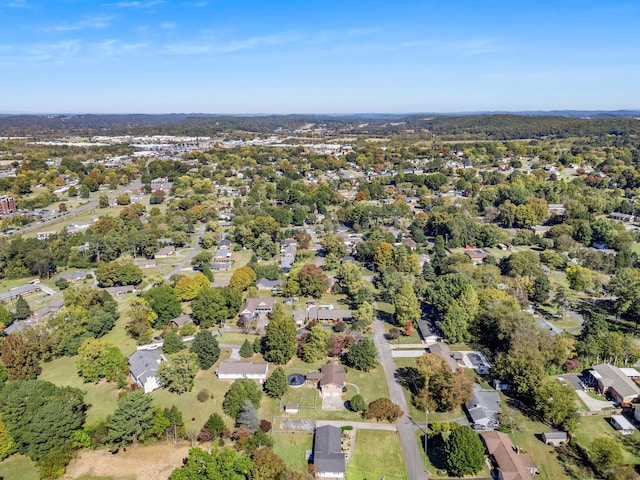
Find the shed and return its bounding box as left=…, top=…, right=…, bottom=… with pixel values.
left=611, top=415, right=636, bottom=435
left=542, top=431, right=567, bottom=446
left=284, top=404, right=299, bottom=414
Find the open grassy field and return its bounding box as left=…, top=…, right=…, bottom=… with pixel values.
left=272, top=432, right=313, bottom=469
left=347, top=430, right=408, bottom=480
left=383, top=321, right=422, bottom=344
left=38, top=356, right=121, bottom=425
left=0, top=454, right=39, bottom=480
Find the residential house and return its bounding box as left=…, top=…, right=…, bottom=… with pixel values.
left=312, top=362, right=347, bottom=398
left=210, top=261, right=232, bottom=271
left=218, top=238, right=232, bottom=249
left=170, top=314, right=193, bottom=328
left=482, top=431, right=538, bottom=480
left=541, top=431, right=567, bottom=446
left=155, top=245, right=176, bottom=258
left=313, top=425, right=345, bottom=479
left=129, top=349, right=165, bottom=393
left=216, top=361, right=269, bottom=383
left=133, top=258, right=157, bottom=269
left=465, top=384, right=502, bottom=430
left=280, top=238, right=298, bottom=253
left=588, top=363, right=640, bottom=406
left=611, top=415, right=636, bottom=435
left=31, top=297, right=64, bottom=321
left=104, top=285, right=137, bottom=296
left=548, top=204, right=567, bottom=216
left=0, top=284, right=41, bottom=303
left=402, top=238, right=418, bottom=250
left=465, top=247, right=489, bottom=265
left=256, top=278, right=283, bottom=292
left=37, top=231, right=57, bottom=240
left=214, top=248, right=232, bottom=261
left=416, top=319, right=441, bottom=344
left=240, top=298, right=276, bottom=319
left=427, top=343, right=460, bottom=372
left=281, top=245, right=297, bottom=272
left=57, top=270, right=89, bottom=283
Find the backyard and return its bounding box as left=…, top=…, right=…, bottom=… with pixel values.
left=347, top=430, right=408, bottom=480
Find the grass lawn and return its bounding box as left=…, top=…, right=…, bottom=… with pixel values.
left=510, top=415, right=572, bottom=480
left=347, top=430, right=408, bottom=480
left=215, top=331, right=260, bottom=345
left=574, top=415, right=640, bottom=465
left=272, top=432, right=313, bottom=469
left=0, top=454, right=39, bottom=480
left=38, top=356, right=121, bottom=425
left=280, top=386, right=319, bottom=410
left=151, top=351, right=235, bottom=431
left=383, top=322, right=422, bottom=344
left=74, top=476, right=135, bottom=480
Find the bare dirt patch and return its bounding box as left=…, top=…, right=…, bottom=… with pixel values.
left=62, top=442, right=200, bottom=480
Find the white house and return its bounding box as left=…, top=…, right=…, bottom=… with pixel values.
left=216, top=361, right=269, bottom=383
left=128, top=349, right=165, bottom=393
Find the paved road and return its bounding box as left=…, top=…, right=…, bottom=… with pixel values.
left=372, top=316, right=427, bottom=480
left=143, top=222, right=206, bottom=292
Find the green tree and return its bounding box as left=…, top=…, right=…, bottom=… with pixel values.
left=106, top=390, right=156, bottom=450
left=163, top=330, right=185, bottom=355
left=374, top=242, right=394, bottom=271
left=297, top=263, right=329, bottom=298
left=239, top=339, right=254, bottom=358
left=75, top=338, right=127, bottom=384
left=394, top=279, right=420, bottom=325
left=352, top=301, right=375, bottom=332
left=0, top=333, right=41, bottom=380
left=174, top=276, right=201, bottom=301
left=262, top=304, right=296, bottom=364
left=346, top=338, right=378, bottom=371
left=13, top=295, right=31, bottom=321
left=190, top=330, right=220, bottom=370
left=349, top=394, right=366, bottom=412
left=0, top=380, right=86, bottom=462
left=532, top=275, right=550, bottom=303
left=157, top=351, right=199, bottom=394
left=223, top=379, right=263, bottom=419
left=440, top=302, right=469, bottom=343
left=169, top=447, right=254, bottom=480
left=0, top=414, right=16, bottom=461
left=143, top=286, right=182, bottom=328
left=534, top=379, right=578, bottom=429
left=0, top=305, right=12, bottom=328
left=445, top=426, right=485, bottom=476
left=302, top=325, right=329, bottom=363
left=237, top=400, right=260, bottom=433
left=191, top=287, right=228, bottom=327
left=263, top=367, right=288, bottom=399
left=229, top=266, right=257, bottom=292
left=163, top=405, right=184, bottom=444
left=322, top=234, right=347, bottom=258
left=590, top=437, right=624, bottom=474
left=125, top=298, right=156, bottom=344
left=98, top=195, right=109, bottom=208
left=205, top=412, right=226, bottom=438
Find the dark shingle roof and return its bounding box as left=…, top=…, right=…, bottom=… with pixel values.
left=314, top=426, right=345, bottom=474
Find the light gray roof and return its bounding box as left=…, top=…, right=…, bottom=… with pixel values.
left=466, top=384, right=502, bottom=423
left=542, top=431, right=567, bottom=440
left=256, top=278, right=283, bottom=289
left=217, top=361, right=268, bottom=376
left=128, top=350, right=164, bottom=385
left=314, top=425, right=345, bottom=474
left=592, top=363, right=640, bottom=399
left=57, top=270, right=89, bottom=280
left=0, top=284, right=40, bottom=302
left=170, top=314, right=192, bottom=326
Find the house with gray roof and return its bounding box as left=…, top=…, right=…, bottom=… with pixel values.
left=589, top=363, right=640, bottom=406
left=129, top=349, right=165, bottom=393
left=427, top=343, right=459, bottom=372
left=313, top=425, right=345, bottom=479
left=256, top=278, right=283, bottom=291
left=465, top=384, right=502, bottom=430
left=216, top=361, right=269, bottom=383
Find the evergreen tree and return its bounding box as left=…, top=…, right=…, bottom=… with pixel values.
left=349, top=394, right=366, bottom=412
left=205, top=412, right=226, bottom=438
left=13, top=296, right=31, bottom=321
left=262, top=304, right=296, bottom=364
left=445, top=426, right=485, bottom=476
left=263, top=367, right=288, bottom=398
left=223, top=379, right=263, bottom=419
left=394, top=280, right=420, bottom=325
left=239, top=339, right=254, bottom=358
left=0, top=305, right=11, bottom=327
left=190, top=330, right=220, bottom=370
left=106, top=390, right=156, bottom=451
left=0, top=414, right=16, bottom=460
left=236, top=400, right=260, bottom=433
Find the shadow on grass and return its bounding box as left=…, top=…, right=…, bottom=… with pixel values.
left=420, top=433, right=448, bottom=472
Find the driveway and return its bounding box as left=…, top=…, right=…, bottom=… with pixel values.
left=576, top=390, right=615, bottom=411
left=321, top=396, right=346, bottom=411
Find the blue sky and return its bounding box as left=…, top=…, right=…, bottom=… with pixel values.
left=1, top=0, right=639, bottom=114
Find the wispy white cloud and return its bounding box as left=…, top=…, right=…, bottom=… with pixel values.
left=164, top=32, right=301, bottom=55
left=96, top=39, right=148, bottom=56
left=181, top=1, right=208, bottom=6
left=46, top=15, right=113, bottom=32
left=159, top=22, right=175, bottom=29
left=110, top=0, right=163, bottom=7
